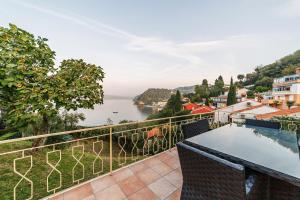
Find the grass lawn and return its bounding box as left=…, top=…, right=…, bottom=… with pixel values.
left=0, top=138, right=148, bottom=200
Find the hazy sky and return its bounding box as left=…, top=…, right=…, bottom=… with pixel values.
left=1, top=0, right=300, bottom=96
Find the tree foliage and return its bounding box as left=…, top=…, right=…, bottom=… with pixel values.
left=286, top=100, right=295, bottom=109
left=0, top=24, right=104, bottom=136
left=242, top=49, right=300, bottom=91
left=227, top=77, right=237, bottom=106
left=147, top=90, right=184, bottom=119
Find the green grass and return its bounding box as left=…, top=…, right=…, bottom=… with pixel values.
left=0, top=138, right=151, bottom=200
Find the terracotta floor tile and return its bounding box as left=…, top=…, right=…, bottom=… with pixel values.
left=82, top=195, right=96, bottom=200
left=49, top=194, right=63, bottom=200
left=63, top=184, right=93, bottom=200
left=163, top=157, right=180, bottom=170
left=151, top=162, right=173, bottom=176
left=112, top=168, right=134, bottom=182
left=148, top=178, right=177, bottom=199
left=165, top=188, right=181, bottom=200
left=91, top=175, right=116, bottom=193
left=157, top=152, right=174, bottom=162
left=136, top=168, right=160, bottom=185
left=118, top=175, right=145, bottom=196
left=164, top=170, right=183, bottom=188
left=144, top=157, right=163, bottom=167
left=171, top=150, right=178, bottom=157
left=129, top=161, right=148, bottom=174
left=127, top=187, right=159, bottom=200
left=94, top=184, right=126, bottom=200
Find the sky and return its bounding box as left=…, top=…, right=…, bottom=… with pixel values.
left=1, top=0, right=300, bottom=96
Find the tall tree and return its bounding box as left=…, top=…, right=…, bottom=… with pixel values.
left=0, top=24, right=104, bottom=138
left=215, top=75, right=225, bottom=95
left=165, top=90, right=182, bottom=114
left=227, top=77, right=237, bottom=106
left=202, top=79, right=208, bottom=87
left=237, top=74, right=245, bottom=82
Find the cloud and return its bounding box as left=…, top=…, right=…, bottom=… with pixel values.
left=11, top=0, right=258, bottom=67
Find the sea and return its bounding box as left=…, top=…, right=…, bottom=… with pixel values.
left=76, top=97, right=153, bottom=126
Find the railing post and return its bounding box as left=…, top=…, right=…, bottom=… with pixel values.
left=169, top=118, right=172, bottom=151
left=109, top=127, right=113, bottom=175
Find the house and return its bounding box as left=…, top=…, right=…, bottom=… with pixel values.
left=212, top=88, right=248, bottom=108
left=256, top=106, right=300, bottom=120
left=183, top=103, right=200, bottom=111
left=211, top=95, right=227, bottom=108
left=191, top=106, right=214, bottom=114
left=230, top=104, right=280, bottom=123
left=272, top=67, right=300, bottom=109
left=214, top=99, right=261, bottom=123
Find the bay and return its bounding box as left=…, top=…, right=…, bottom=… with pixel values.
left=76, top=98, right=152, bottom=126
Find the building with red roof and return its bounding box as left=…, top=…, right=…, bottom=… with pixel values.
left=183, top=103, right=200, bottom=111
left=191, top=106, right=214, bottom=114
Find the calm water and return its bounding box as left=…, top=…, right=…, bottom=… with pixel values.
left=76, top=98, right=152, bottom=126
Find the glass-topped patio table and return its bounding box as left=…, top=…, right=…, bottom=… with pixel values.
left=183, top=123, right=300, bottom=188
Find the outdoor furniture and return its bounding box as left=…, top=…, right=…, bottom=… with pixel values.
left=177, top=142, right=267, bottom=200
left=183, top=123, right=300, bottom=199
left=245, top=119, right=280, bottom=129
left=182, top=119, right=210, bottom=139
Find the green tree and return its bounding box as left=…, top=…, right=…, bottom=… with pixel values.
left=255, top=86, right=269, bottom=93
left=237, top=74, right=245, bottom=82
left=247, top=90, right=255, bottom=99
left=202, top=79, right=208, bottom=87
left=255, top=76, right=273, bottom=88
left=214, top=75, right=225, bottom=95
left=165, top=90, right=182, bottom=114
left=286, top=100, right=295, bottom=109
left=227, top=77, right=237, bottom=106
left=0, top=24, right=104, bottom=139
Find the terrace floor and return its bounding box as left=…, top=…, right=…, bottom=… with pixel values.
left=48, top=147, right=182, bottom=200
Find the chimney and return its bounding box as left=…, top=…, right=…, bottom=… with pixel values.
left=296, top=67, right=300, bottom=74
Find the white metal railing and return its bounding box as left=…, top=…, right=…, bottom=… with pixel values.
left=0, top=112, right=216, bottom=200
left=2, top=109, right=299, bottom=200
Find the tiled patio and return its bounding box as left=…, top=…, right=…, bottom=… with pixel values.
left=49, top=148, right=182, bottom=200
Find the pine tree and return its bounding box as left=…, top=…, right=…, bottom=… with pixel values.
left=227, top=77, right=237, bottom=106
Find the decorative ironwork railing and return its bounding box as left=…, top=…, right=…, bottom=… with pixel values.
left=0, top=112, right=216, bottom=200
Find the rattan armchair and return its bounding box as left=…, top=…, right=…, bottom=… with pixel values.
left=182, top=119, right=210, bottom=139
left=177, top=142, right=268, bottom=200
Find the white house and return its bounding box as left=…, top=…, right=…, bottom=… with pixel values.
left=230, top=105, right=280, bottom=123
left=214, top=99, right=261, bottom=123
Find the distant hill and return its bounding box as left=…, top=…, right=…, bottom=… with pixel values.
left=134, top=88, right=172, bottom=105
left=173, top=85, right=195, bottom=94
left=243, top=49, right=300, bottom=90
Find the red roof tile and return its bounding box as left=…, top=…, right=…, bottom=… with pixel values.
left=191, top=106, right=214, bottom=114
left=183, top=103, right=200, bottom=111
left=256, top=106, right=300, bottom=120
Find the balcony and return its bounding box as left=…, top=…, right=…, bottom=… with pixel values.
left=0, top=113, right=215, bottom=200
left=48, top=148, right=181, bottom=200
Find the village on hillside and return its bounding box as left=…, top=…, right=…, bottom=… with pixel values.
left=144, top=67, right=300, bottom=124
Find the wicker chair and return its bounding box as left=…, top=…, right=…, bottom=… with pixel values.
left=182, top=119, right=210, bottom=139
left=177, top=142, right=268, bottom=200
left=245, top=119, right=280, bottom=129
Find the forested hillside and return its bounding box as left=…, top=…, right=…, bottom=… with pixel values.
left=134, top=88, right=172, bottom=105
left=240, top=49, right=300, bottom=91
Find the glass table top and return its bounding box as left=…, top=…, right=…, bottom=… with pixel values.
left=185, top=123, right=300, bottom=180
